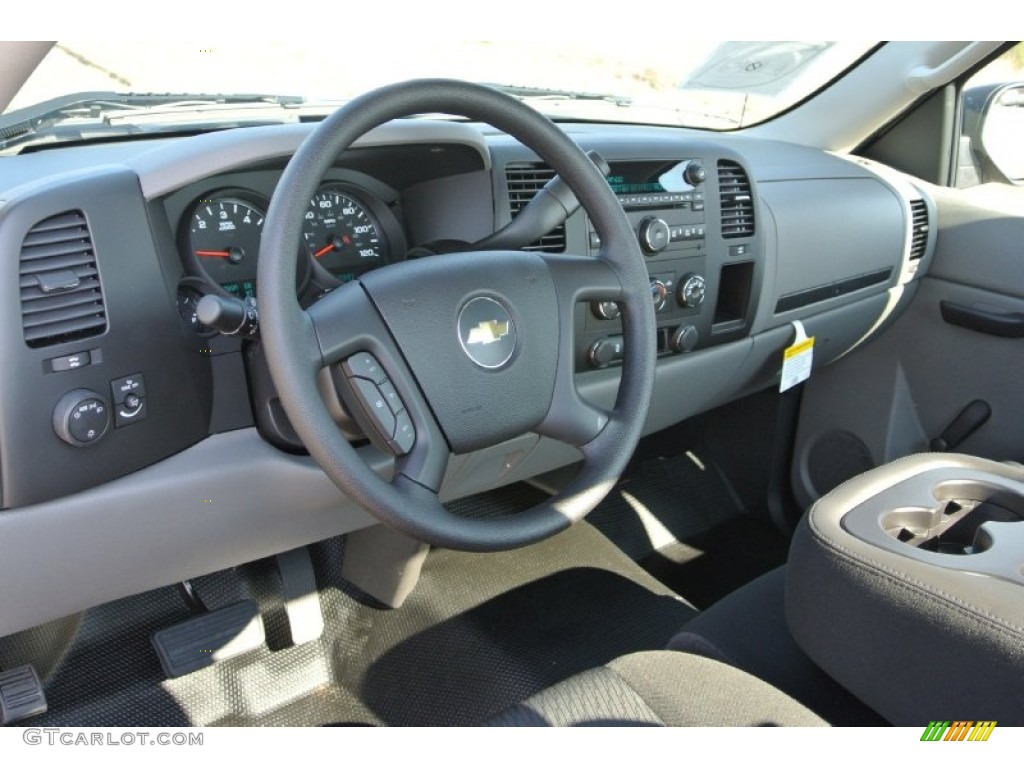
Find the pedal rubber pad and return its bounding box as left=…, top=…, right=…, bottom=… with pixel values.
left=152, top=600, right=265, bottom=678
left=0, top=664, right=47, bottom=724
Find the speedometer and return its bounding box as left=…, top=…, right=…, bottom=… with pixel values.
left=302, top=188, right=386, bottom=282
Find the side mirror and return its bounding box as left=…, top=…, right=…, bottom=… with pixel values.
left=960, top=82, right=1024, bottom=185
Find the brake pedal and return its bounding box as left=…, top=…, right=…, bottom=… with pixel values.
left=0, top=664, right=47, bottom=725
left=152, top=600, right=265, bottom=678
left=276, top=548, right=324, bottom=646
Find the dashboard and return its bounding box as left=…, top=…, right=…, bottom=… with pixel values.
left=0, top=117, right=936, bottom=636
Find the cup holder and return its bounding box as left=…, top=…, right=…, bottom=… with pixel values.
left=881, top=484, right=1023, bottom=556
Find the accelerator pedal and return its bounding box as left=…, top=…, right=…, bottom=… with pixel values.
left=152, top=600, right=265, bottom=678
left=0, top=664, right=47, bottom=725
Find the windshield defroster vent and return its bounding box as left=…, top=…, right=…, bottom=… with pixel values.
left=505, top=163, right=566, bottom=252
left=909, top=199, right=929, bottom=261
left=19, top=210, right=107, bottom=348
left=718, top=160, right=755, bottom=239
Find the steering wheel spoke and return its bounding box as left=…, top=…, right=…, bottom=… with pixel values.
left=533, top=253, right=621, bottom=446
left=306, top=281, right=450, bottom=491
left=305, top=281, right=390, bottom=367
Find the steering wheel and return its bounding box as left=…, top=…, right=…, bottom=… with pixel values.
left=258, top=79, right=656, bottom=552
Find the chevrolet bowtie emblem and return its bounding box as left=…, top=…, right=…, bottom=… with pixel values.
left=465, top=319, right=510, bottom=345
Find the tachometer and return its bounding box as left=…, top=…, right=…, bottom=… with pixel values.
left=187, top=194, right=265, bottom=300
left=302, top=188, right=386, bottom=282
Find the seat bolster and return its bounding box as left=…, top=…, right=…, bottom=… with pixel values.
left=486, top=666, right=663, bottom=726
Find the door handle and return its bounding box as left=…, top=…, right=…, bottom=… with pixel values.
left=939, top=301, right=1024, bottom=338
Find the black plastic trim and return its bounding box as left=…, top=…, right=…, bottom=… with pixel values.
left=775, top=268, right=892, bottom=314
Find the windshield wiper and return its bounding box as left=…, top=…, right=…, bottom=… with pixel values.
left=486, top=83, right=634, bottom=107
left=0, top=91, right=306, bottom=152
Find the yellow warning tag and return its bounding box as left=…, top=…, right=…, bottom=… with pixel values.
left=784, top=338, right=814, bottom=360
left=780, top=321, right=814, bottom=392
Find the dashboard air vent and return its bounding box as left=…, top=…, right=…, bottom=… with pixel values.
left=718, top=160, right=755, bottom=238
left=909, top=199, right=929, bottom=261
left=19, top=210, right=107, bottom=348
left=505, top=163, right=566, bottom=252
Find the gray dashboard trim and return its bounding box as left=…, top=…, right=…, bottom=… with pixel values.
left=130, top=120, right=492, bottom=199
left=0, top=428, right=382, bottom=637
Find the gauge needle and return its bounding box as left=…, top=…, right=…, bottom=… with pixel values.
left=196, top=250, right=232, bottom=258
left=313, top=244, right=334, bottom=259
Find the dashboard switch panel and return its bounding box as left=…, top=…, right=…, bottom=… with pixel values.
left=48, top=351, right=92, bottom=372
left=110, top=373, right=148, bottom=428
left=111, top=373, right=146, bottom=404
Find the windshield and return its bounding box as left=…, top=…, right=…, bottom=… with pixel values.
left=6, top=41, right=877, bottom=142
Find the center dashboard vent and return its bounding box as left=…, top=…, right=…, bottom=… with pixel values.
left=718, top=160, right=755, bottom=239
left=19, top=210, right=107, bottom=348
left=909, top=199, right=929, bottom=261
left=505, top=162, right=566, bottom=252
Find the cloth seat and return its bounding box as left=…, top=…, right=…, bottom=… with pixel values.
left=486, top=650, right=827, bottom=727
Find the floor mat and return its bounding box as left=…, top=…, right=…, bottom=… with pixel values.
left=583, top=446, right=791, bottom=609
left=640, top=517, right=792, bottom=610
left=26, top=520, right=694, bottom=727
left=330, top=521, right=695, bottom=725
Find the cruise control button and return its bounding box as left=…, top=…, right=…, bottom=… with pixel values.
left=343, top=352, right=387, bottom=384
left=352, top=377, right=395, bottom=438
left=378, top=379, right=404, bottom=414
left=392, top=410, right=415, bottom=454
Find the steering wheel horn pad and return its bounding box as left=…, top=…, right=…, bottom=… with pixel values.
left=259, top=79, right=656, bottom=552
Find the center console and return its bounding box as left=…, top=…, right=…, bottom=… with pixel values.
left=786, top=453, right=1024, bottom=725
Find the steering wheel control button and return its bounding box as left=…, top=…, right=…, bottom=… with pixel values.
left=343, top=352, right=387, bottom=384
left=110, top=373, right=146, bottom=404
left=392, top=411, right=415, bottom=454
left=48, top=350, right=92, bottom=372
left=457, top=297, right=517, bottom=370
left=53, top=389, right=111, bottom=447
left=351, top=377, right=396, bottom=439
left=377, top=379, right=403, bottom=414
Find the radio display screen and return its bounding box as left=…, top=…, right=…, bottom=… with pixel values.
left=606, top=160, right=699, bottom=195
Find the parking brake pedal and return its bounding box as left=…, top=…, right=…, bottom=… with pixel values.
left=152, top=600, right=265, bottom=678
left=0, top=664, right=47, bottom=725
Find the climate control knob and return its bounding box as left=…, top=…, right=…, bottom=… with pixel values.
left=591, top=300, right=621, bottom=320
left=677, top=273, right=706, bottom=308
left=650, top=280, right=668, bottom=312
left=53, top=389, right=111, bottom=447
left=638, top=217, right=670, bottom=255
left=588, top=336, right=624, bottom=369
left=671, top=325, right=699, bottom=353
